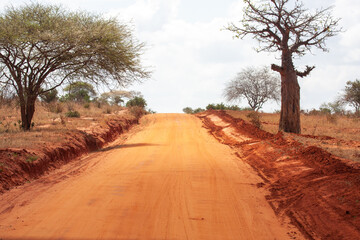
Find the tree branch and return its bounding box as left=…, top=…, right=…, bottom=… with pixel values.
left=271, top=64, right=284, bottom=73
left=295, top=65, right=315, bottom=78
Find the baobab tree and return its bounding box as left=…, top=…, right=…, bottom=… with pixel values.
left=0, top=3, right=149, bottom=130
left=226, top=0, right=341, bottom=133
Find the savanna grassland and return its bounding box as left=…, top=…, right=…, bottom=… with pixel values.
left=0, top=101, right=131, bottom=149
left=226, top=110, right=360, bottom=162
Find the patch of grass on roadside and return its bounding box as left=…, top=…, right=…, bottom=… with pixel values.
left=25, top=155, right=38, bottom=163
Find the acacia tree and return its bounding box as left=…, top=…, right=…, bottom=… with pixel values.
left=0, top=3, right=149, bottom=130
left=226, top=0, right=341, bottom=133
left=100, top=90, right=138, bottom=106
left=224, top=66, right=280, bottom=111
left=62, top=82, right=96, bottom=102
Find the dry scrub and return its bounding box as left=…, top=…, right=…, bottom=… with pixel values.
left=199, top=110, right=360, bottom=240
left=0, top=101, right=128, bottom=149
left=226, top=110, right=360, bottom=162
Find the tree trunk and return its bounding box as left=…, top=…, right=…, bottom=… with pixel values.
left=20, top=97, right=36, bottom=131
left=279, top=69, right=301, bottom=133
left=277, top=49, right=301, bottom=134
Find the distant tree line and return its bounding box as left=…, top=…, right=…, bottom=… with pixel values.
left=1, top=80, right=149, bottom=121
left=183, top=103, right=252, bottom=114
left=313, top=79, right=360, bottom=116
left=182, top=78, right=360, bottom=117
left=35, top=81, right=146, bottom=107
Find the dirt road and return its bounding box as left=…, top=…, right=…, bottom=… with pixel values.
left=0, top=114, right=295, bottom=239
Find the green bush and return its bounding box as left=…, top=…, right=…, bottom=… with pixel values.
left=193, top=108, right=205, bottom=113
left=39, top=89, right=58, bottom=103
left=26, top=155, right=38, bottom=163
left=65, top=110, right=80, bottom=118
left=126, top=96, right=147, bottom=108
left=206, top=103, right=240, bottom=111
left=183, top=107, right=194, bottom=114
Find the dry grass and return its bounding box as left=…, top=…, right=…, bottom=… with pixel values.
left=0, top=101, right=127, bottom=149
left=226, top=110, right=360, bottom=141
left=226, top=110, right=360, bottom=162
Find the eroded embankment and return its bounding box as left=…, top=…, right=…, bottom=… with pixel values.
left=0, top=112, right=139, bottom=193
left=198, top=110, right=360, bottom=240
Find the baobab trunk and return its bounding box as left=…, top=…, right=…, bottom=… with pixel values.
left=279, top=70, right=301, bottom=133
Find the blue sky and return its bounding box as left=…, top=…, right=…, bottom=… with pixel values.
left=1, top=0, right=360, bottom=113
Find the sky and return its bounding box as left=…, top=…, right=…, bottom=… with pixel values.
left=1, top=0, right=360, bottom=113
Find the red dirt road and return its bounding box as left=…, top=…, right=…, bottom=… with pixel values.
left=0, top=114, right=296, bottom=240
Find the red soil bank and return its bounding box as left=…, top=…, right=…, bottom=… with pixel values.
left=0, top=113, right=139, bottom=193
left=199, top=110, right=360, bottom=240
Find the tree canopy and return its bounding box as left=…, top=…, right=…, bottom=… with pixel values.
left=126, top=96, right=147, bottom=108
left=62, top=81, right=96, bottom=102
left=224, top=66, right=280, bottom=111
left=100, top=90, right=140, bottom=106
left=0, top=3, right=150, bottom=130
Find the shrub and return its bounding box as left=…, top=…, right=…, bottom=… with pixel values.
left=206, top=103, right=241, bottom=111
left=227, top=105, right=241, bottom=111
left=65, top=110, right=80, bottom=118
left=39, top=89, right=58, bottom=103
left=26, top=155, right=38, bottom=163
left=83, top=102, right=90, bottom=109
left=47, top=102, right=63, bottom=113
left=183, top=107, right=194, bottom=114
left=147, top=109, right=156, bottom=114
left=193, top=108, right=205, bottom=113
left=206, top=104, right=216, bottom=110
left=129, top=106, right=146, bottom=118
left=126, top=97, right=147, bottom=108
left=247, top=111, right=261, bottom=129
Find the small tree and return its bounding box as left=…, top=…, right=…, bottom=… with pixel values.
left=0, top=3, right=149, bottom=130
left=226, top=0, right=341, bottom=133
left=100, top=90, right=134, bottom=106
left=320, top=100, right=345, bottom=115
left=126, top=96, right=147, bottom=108
left=183, top=107, right=194, bottom=114
left=224, top=66, right=280, bottom=111
left=343, top=80, right=360, bottom=113
left=62, top=82, right=96, bottom=102
left=193, top=108, right=205, bottom=113
left=39, top=89, right=58, bottom=103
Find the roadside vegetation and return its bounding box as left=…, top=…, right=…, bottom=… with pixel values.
left=0, top=3, right=150, bottom=131
left=0, top=82, right=151, bottom=149
left=183, top=103, right=250, bottom=114
left=183, top=76, right=360, bottom=144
